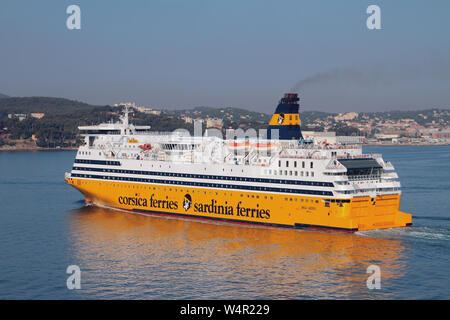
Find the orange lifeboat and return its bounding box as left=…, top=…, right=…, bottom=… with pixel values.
left=226, top=141, right=250, bottom=148
left=139, top=143, right=152, bottom=150
left=251, top=142, right=278, bottom=149
left=254, top=143, right=272, bottom=148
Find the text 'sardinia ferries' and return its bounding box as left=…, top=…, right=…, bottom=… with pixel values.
left=65, top=94, right=412, bottom=232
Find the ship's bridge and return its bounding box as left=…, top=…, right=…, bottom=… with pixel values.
left=78, top=106, right=152, bottom=146
left=78, top=123, right=151, bottom=136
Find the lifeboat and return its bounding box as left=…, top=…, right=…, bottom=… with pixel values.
left=226, top=141, right=250, bottom=149
left=139, top=143, right=152, bottom=150
left=252, top=142, right=276, bottom=149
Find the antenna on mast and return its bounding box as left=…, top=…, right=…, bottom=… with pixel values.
left=121, top=105, right=129, bottom=126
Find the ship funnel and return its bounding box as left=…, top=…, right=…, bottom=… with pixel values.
left=267, top=93, right=303, bottom=140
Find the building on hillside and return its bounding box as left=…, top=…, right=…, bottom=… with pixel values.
left=8, top=114, right=27, bottom=121
left=114, top=102, right=137, bottom=108
left=182, top=116, right=193, bottom=124
left=336, top=135, right=365, bottom=145
left=113, top=102, right=162, bottom=115
left=30, top=113, right=45, bottom=119
left=139, top=108, right=161, bottom=115
left=375, top=134, right=399, bottom=143
left=302, top=131, right=365, bottom=145
left=206, top=117, right=223, bottom=129
left=432, top=131, right=450, bottom=138
left=334, top=112, right=358, bottom=121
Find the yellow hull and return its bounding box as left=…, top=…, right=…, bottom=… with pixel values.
left=65, top=177, right=412, bottom=232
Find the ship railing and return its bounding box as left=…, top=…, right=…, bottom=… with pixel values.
left=224, top=152, right=233, bottom=162
left=336, top=154, right=370, bottom=159
left=369, top=153, right=383, bottom=158
left=278, top=152, right=369, bottom=160
left=242, top=150, right=258, bottom=165
left=325, top=165, right=346, bottom=170
left=309, top=144, right=361, bottom=150
left=296, top=143, right=361, bottom=150
left=133, top=131, right=174, bottom=136
left=280, top=154, right=330, bottom=160
left=267, top=150, right=283, bottom=165
left=347, top=174, right=381, bottom=181
left=383, top=161, right=395, bottom=170
left=380, top=172, right=399, bottom=179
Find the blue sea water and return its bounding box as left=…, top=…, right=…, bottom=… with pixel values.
left=0, top=146, right=449, bottom=299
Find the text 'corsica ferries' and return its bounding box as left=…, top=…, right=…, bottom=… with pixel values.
left=65, top=94, right=412, bottom=232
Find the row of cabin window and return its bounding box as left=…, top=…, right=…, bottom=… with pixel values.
left=79, top=151, right=91, bottom=155
left=73, top=173, right=332, bottom=195
left=336, top=187, right=400, bottom=195
left=279, top=160, right=313, bottom=169
left=265, top=169, right=315, bottom=177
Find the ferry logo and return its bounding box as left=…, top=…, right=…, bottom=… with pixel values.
left=183, top=194, right=192, bottom=211
left=277, top=113, right=285, bottom=124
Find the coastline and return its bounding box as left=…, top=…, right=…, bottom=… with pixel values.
left=0, top=146, right=77, bottom=151
left=364, top=143, right=450, bottom=147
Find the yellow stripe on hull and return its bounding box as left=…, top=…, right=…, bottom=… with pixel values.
left=65, top=178, right=412, bottom=232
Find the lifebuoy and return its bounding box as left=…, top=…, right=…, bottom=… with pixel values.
left=139, top=144, right=152, bottom=150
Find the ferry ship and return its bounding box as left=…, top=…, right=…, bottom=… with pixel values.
left=65, top=93, right=412, bottom=232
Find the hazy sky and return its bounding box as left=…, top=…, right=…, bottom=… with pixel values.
left=1, top=0, right=449, bottom=113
